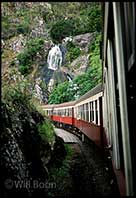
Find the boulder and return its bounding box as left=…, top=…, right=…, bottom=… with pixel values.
left=72, top=32, right=95, bottom=52
left=70, top=54, right=90, bottom=75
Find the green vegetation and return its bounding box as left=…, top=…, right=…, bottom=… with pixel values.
left=73, top=33, right=102, bottom=96
left=66, top=41, right=81, bottom=63
left=48, top=144, right=74, bottom=196
left=2, top=67, right=55, bottom=153
left=2, top=3, right=31, bottom=39
left=17, top=38, right=44, bottom=75
left=79, top=4, right=102, bottom=33
left=16, top=15, right=30, bottom=35
left=48, top=81, right=70, bottom=104
left=38, top=120, right=55, bottom=145
left=2, top=2, right=102, bottom=41
left=50, top=19, right=76, bottom=43
left=49, top=3, right=102, bottom=43
left=49, top=34, right=102, bottom=104
left=2, top=69, right=34, bottom=109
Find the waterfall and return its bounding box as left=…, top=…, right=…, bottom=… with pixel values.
left=47, top=45, right=63, bottom=70
left=34, top=78, right=43, bottom=103
left=66, top=73, right=72, bottom=81
left=48, top=78, right=54, bottom=93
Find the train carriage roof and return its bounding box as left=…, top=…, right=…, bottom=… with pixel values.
left=42, top=83, right=103, bottom=109
left=75, top=83, right=103, bottom=104
left=42, top=100, right=76, bottom=109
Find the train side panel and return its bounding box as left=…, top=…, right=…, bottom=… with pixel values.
left=74, top=118, right=101, bottom=147
left=52, top=115, right=73, bottom=125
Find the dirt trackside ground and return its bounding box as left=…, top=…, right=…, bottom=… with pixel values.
left=47, top=138, right=120, bottom=198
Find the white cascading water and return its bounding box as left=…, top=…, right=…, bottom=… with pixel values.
left=47, top=45, right=63, bottom=70
left=34, top=78, right=43, bottom=103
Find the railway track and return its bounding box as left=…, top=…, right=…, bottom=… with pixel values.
left=54, top=128, right=120, bottom=197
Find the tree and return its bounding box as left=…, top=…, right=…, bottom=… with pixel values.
left=48, top=82, right=69, bottom=104
left=50, top=19, right=76, bottom=43
left=17, top=38, right=44, bottom=75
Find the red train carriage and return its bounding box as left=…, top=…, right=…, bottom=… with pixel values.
left=42, top=84, right=103, bottom=147
left=46, top=101, right=76, bottom=125
left=73, top=84, right=103, bottom=147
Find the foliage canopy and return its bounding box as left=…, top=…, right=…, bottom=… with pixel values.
left=17, top=38, right=44, bottom=75
left=50, top=19, right=76, bottom=43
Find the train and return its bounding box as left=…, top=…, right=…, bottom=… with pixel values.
left=42, top=2, right=136, bottom=196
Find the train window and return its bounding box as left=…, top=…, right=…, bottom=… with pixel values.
left=77, top=107, right=79, bottom=119
left=65, top=109, right=68, bottom=116
left=97, top=99, right=100, bottom=125
left=64, top=109, right=66, bottom=116
left=93, top=101, right=96, bottom=124
left=84, top=104, right=86, bottom=120
left=81, top=105, right=83, bottom=120
left=62, top=109, right=64, bottom=116
left=86, top=103, right=89, bottom=122
left=60, top=110, right=62, bottom=116
left=83, top=104, right=86, bottom=121
left=92, top=102, right=94, bottom=122
left=80, top=105, right=83, bottom=120
left=89, top=102, right=92, bottom=122
left=78, top=106, right=81, bottom=119
left=90, top=102, right=93, bottom=122
left=80, top=106, right=82, bottom=119
left=123, top=3, right=135, bottom=70
left=68, top=109, right=70, bottom=116
left=95, top=100, right=98, bottom=125
left=75, top=107, right=77, bottom=118
left=68, top=108, right=70, bottom=117
left=79, top=106, right=82, bottom=119
left=74, top=107, right=77, bottom=118
left=82, top=104, right=85, bottom=120
left=107, top=5, right=126, bottom=173
left=69, top=108, right=72, bottom=117
left=88, top=103, right=90, bottom=122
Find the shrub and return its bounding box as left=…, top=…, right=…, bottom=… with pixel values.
left=82, top=4, right=102, bottom=33
left=66, top=41, right=81, bottom=62
left=38, top=121, right=55, bottom=145
left=50, top=19, right=76, bottom=43
left=17, top=38, right=44, bottom=75
left=48, top=81, right=70, bottom=104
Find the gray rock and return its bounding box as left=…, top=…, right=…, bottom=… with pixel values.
left=72, top=32, right=95, bottom=52
left=70, top=54, right=90, bottom=75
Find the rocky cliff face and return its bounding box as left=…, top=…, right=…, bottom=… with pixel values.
left=0, top=101, right=66, bottom=198
left=2, top=2, right=96, bottom=104
left=62, top=32, right=95, bottom=77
